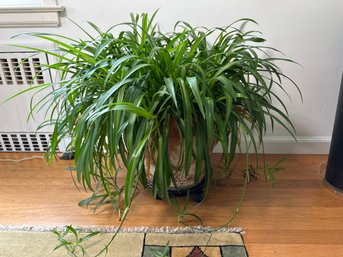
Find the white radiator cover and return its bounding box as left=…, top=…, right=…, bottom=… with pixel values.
left=0, top=45, right=59, bottom=152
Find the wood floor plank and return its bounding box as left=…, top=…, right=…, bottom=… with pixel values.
left=246, top=244, right=343, bottom=257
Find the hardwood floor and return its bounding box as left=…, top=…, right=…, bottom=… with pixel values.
left=0, top=153, right=342, bottom=256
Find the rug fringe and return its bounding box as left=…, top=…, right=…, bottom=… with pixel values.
left=0, top=224, right=244, bottom=234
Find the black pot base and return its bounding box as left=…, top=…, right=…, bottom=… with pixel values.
left=148, top=179, right=206, bottom=203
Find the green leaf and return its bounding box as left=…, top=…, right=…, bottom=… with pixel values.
left=124, top=131, right=151, bottom=206
left=186, top=76, right=205, bottom=117
left=164, top=78, right=178, bottom=108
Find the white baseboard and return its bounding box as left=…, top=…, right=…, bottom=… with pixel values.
left=213, top=136, right=331, bottom=154
left=58, top=136, right=331, bottom=154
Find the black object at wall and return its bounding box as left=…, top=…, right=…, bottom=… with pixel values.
left=325, top=73, right=343, bottom=191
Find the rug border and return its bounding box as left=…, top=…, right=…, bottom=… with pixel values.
left=0, top=224, right=244, bottom=234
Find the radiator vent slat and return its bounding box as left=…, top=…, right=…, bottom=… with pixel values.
left=0, top=58, right=13, bottom=85
left=0, top=133, right=58, bottom=152
left=0, top=55, right=47, bottom=86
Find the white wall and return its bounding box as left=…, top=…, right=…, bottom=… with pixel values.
left=1, top=0, right=343, bottom=153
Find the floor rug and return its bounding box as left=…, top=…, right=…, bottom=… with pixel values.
left=0, top=225, right=248, bottom=257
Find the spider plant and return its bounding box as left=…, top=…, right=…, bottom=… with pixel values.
left=11, top=11, right=300, bottom=217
